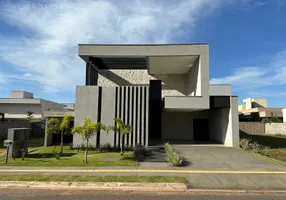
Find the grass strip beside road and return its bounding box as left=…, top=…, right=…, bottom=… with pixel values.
left=246, top=150, right=286, bottom=168
left=0, top=175, right=187, bottom=183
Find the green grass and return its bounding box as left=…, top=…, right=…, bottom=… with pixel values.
left=247, top=150, right=286, bottom=168
left=0, top=146, right=138, bottom=166
left=0, top=175, right=186, bottom=183
left=240, top=132, right=286, bottom=148
left=28, top=137, right=45, bottom=148
left=240, top=132, right=286, bottom=166
left=0, top=136, right=44, bottom=156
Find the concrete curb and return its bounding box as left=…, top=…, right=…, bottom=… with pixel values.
left=0, top=181, right=187, bottom=192
left=186, top=189, right=286, bottom=194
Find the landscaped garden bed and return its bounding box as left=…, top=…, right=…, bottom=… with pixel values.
left=240, top=132, right=286, bottom=167
left=0, top=146, right=138, bottom=166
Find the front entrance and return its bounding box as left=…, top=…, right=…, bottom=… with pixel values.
left=193, top=119, right=209, bottom=141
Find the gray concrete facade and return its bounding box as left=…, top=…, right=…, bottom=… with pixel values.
left=75, top=44, right=239, bottom=147
left=73, top=86, right=100, bottom=147
left=73, top=85, right=149, bottom=147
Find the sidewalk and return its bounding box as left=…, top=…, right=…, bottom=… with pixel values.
left=1, top=166, right=286, bottom=190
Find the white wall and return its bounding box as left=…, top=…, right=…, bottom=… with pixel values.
left=282, top=109, right=286, bottom=123
left=265, top=123, right=286, bottom=135
left=162, top=111, right=209, bottom=140
left=0, top=104, right=42, bottom=119
left=209, top=97, right=239, bottom=147
left=187, top=58, right=201, bottom=96
left=209, top=108, right=229, bottom=144
left=98, top=69, right=188, bottom=96
left=40, top=99, right=64, bottom=113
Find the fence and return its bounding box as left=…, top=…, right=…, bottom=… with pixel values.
left=265, top=123, right=286, bottom=135
left=239, top=122, right=286, bottom=135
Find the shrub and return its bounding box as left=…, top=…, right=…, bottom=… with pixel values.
left=239, top=138, right=252, bottom=150
left=262, top=116, right=282, bottom=124
left=250, top=142, right=263, bottom=153
left=133, top=144, right=147, bottom=162
left=52, top=149, right=61, bottom=160
left=98, top=143, right=113, bottom=152
left=164, top=143, right=183, bottom=167
left=20, top=148, right=27, bottom=161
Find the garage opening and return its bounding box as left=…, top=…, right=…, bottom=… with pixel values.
left=193, top=119, right=209, bottom=141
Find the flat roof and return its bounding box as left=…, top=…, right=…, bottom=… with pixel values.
left=78, top=43, right=208, bottom=46
left=79, top=43, right=209, bottom=74
left=0, top=98, right=41, bottom=104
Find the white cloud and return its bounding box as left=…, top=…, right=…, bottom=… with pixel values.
left=210, top=50, right=286, bottom=90
left=0, top=0, right=274, bottom=92
left=0, top=71, right=7, bottom=84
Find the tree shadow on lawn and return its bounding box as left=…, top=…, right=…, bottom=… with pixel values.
left=120, top=156, right=135, bottom=161
left=240, top=132, right=286, bottom=148
left=26, top=153, right=76, bottom=159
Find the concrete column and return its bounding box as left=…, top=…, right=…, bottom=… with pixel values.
left=141, top=87, right=145, bottom=145
left=137, top=87, right=141, bottom=144
left=224, top=96, right=239, bottom=147
left=132, top=87, right=137, bottom=146
left=121, top=86, right=125, bottom=146
left=145, top=86, right=149, bottom=147
left=128, top=86, right=133, bottom=146
left=124, top=86, right=128, bottom=146
left=85, top=63, right=90, bottom=85
left=282, top=109, right=286, bottom=123
left=115, top=87, right=120, bottom=147
left=100, top=87, right=116, bottom=146
left=44, top=118, right=52, bottom=147
left=73, top=86, right=99, bottom=147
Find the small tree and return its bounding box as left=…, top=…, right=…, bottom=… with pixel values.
left=113, top=117, right=133, bottom=155
left=262, top=115, right=282, bottom=124
left=26, top=111, right=34, bottom=121
left=71, top=117, right=101, bottom=163
left=47, top=118, right=60, bottom=135
left=59, top=114, right=72, bottom=154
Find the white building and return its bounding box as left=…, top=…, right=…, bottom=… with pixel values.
left=73, top=44, right=239, bottom=147
left=0, top=91, right=65, bottom=120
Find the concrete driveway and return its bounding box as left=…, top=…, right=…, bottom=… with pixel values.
left=172, top=145, right=286, bottom=171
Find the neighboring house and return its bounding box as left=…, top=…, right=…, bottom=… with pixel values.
left=72, top=44, right=239, bottom=148
left=62, top=103, right=75, bottom=111
left=238, top=98, right=283, bottom=120
left=0, top=91, right=65, bottom=120
left=0, top=91, right=67, bottom=142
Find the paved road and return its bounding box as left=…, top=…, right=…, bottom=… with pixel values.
left=1, top=188, right=286, bottom=200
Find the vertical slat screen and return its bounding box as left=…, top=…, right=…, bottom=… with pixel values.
left=111, top=86, right=149, bottom=147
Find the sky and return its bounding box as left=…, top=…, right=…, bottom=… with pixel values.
left=0, top=0, right=285, bottom=107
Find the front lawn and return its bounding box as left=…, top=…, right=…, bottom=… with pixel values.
left=0, top=146, right=138, bottom=166
left=0, top=175, right=186, bottom=183
left=240, top=132, right=286, bottom=166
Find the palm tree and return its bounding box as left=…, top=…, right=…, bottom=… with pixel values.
left=113, top=117, right=133, bottom=155
left=26, top=111, right=34, bottom=121
left=59, top=114, right=72, bottom=154
left=72, top=117, right=101, bottom=163
left=47, top=114, right=72, bottom=154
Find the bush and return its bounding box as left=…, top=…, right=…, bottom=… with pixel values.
left=262, top=116, right=282, bottom=124
left=164, top=143, right=183, bottom=167
left=52, top=149, right=61, bottom=160
left=133, top=144, right=147, bottom=162
left=250, top=142, right=263, bottom=153
left=98, top=143, right=113, bottom=152
left=239, top=138, right=252, bottom=150
left=20, top=148, right=27, bottom=161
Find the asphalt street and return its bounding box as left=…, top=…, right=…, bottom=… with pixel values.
left=1, top=188, right=286, bottom=200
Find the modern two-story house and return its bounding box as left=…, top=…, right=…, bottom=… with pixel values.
left=73, top=44, right=239, bottom=148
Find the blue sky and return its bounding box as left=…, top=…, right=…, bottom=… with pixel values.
left=0, top=0, right=285, bottom=107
